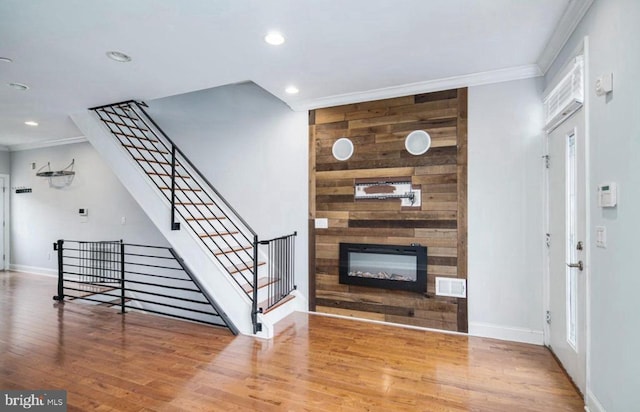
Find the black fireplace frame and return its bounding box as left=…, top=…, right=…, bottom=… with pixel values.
left=339, top=243, right=427, bottom=293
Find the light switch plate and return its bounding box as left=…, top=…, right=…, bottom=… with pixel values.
left=596, top=226, right=606, bottom=248
left=314, top=218, right=329, bottom=229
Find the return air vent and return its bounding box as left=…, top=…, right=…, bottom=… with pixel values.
left=435, top=277, right=466, bottom=298
left=543, top=55, right=584, bottom=132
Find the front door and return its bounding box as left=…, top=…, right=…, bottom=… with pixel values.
left=547, top=107, right=587, bottom=394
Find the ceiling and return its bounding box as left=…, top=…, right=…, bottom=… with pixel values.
left=0, top=0, right=584, bottom=149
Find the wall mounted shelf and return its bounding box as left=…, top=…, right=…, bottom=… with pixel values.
left=36, top=159, right=75, bottom=177
left=354, top=177, right=421, bottom=207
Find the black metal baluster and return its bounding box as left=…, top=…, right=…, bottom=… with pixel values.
left=53, top=239, right=64, bottom=302
left=252, top=235, right=261, bottom=333
left=170, top=144, right=180, bottom=230
left=120, top=240, right=125, bottom=314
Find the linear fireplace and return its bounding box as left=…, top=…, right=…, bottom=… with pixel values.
left=339, top=243, right=427, bottom=293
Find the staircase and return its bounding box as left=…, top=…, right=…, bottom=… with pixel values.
left=70, top=100, right=303, bottom=338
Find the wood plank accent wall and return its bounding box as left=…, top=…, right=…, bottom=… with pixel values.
left=309, top=88, right=468, bottom=332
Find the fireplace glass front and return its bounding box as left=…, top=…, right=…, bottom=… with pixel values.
left=339, top=243, right=427, bottom=293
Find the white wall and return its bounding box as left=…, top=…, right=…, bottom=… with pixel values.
left=10, top=142, right=168, bottom=274
left=146, top=82, right=310, bottom=299
left=0, top=150, right=10, bottom=174
left=467, top=77, right=545, bottom=344
left=546, top=1, right=640, bottom=410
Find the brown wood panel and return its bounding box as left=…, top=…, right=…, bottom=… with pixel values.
left=316, top=298, right=415, bottom=317
left=316, top=305, right=387, bottom=321
left=349, top=210, right=457, bottom=220
left=415, top=89, right=458, bottom=103
left=310, top=88, right=468, bottom=333
left=348, top=219, right=457, bottom=229
left=308, top=219, right=316, bottom=311
left=456, top=87, right=469, bottom=333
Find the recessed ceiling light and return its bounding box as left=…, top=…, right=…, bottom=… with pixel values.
left=8, top=82, right=29, bottom=91
left=25, top=121, right=38, bottom=127
left=285, top=85, right=299, bottom=95
left=264, top=32, right=285, bottom=46
left=0, top=57, right=13, bottom=63
left=106, top=51, right=132, bottom=62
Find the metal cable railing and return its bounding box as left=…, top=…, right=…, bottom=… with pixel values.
left=52, top=239, right=238, bottom=334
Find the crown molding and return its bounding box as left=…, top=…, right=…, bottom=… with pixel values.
left=537, top=0, right=594, bottom=74
left=289, top=64, right=542, bottom=111
left=9, top=136, right=87, bottom=152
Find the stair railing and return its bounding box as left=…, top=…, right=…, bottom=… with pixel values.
left=89, top=100, right=296, bottom=333
left=52, top=239, right=238, bottom=334
left=259, top=231, right=297, bottom=311
left=90, top=101, right=256, bottom=284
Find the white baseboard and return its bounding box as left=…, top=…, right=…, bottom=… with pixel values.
left=468, top=321, right=544, bottom=345
left=585, top=389, right=606, bottom=412
left=9, top=264, right=57, bottom=278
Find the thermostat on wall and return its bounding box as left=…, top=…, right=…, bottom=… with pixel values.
left=598, top=183, right=617, bottom=208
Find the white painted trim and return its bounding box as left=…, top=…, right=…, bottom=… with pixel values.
left=290, top=64, right=542, bottom=111
left=9, top=136, right=87, bottom=152
left=542, top=42, right=591, bottom=389
left=469, top=322, right=544, bottom=345
left=585, top=388, right=606, bottom=412
left=0, top=174, right=10, bottom=270
left=9, top=263, right=57, bottom=277
left=537, top=0, right=594, bottom=74
left=583, top=35, right=593, bottom=410
left=542, top=129, right=551, bottom=346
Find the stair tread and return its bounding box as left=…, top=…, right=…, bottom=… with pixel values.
left=175, top=202, right=214, bottom=206
left=258, top=294, right=296, bottom=314
left=242, top=276, right=278, bottom=294
left=187, top=216, right=226, bottom=221
left=214, top=245, right=252, bottom=255
left=133, top=157, right=180, bottom=165
left=103, top=118, right=149, bottom=131
left=147, top=171, right=190, bottom=178
left=123, top=144, right=169, bottom=154
left=199, top=231, right=239, bottom=238
left=114, top=132, right=158, bottom=143
left=98, top=109, right=141, bottom=122
left=227, top=261, right=265, bottom=274
left=159, top=187, right=202, bottom=192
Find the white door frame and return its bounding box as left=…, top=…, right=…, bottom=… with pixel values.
left=542, top=36, right=591, bottom=394
left=0, top=173, right=10, bottom=270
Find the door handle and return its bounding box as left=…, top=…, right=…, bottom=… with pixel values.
left=567, top=261, right=584, bottom=271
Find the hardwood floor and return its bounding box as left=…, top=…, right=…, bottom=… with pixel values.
left=0, top=271, right=583, bottom=411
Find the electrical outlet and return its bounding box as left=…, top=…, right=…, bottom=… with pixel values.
left=47, top=252, right=51, bottom=260
left=121, top=216, right=126, bottom=225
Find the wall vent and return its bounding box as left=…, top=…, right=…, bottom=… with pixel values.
left=435, top=277, right=466, bottom=298
left=543, top=55, right=584, bottom=132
